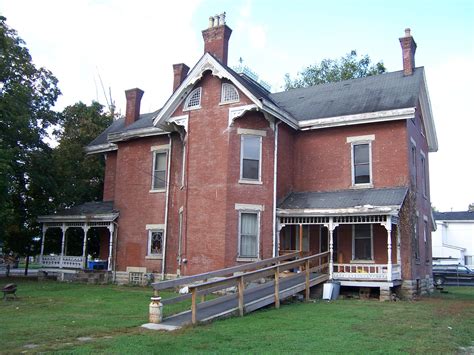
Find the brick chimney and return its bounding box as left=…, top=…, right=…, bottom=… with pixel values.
left=124, top=88, right=144, bottom=127
left=172, top=63, right=190, bottom=92
left=399, top=28, right=417, bottom=76
left=202, top=12, right=232, bottom=65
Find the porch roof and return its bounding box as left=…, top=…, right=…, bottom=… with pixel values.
left=38, top=201, right=119, bottom=223
left=277, top=187, right=407, bottom=216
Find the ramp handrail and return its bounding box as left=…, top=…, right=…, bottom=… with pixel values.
left=152, top=251, right=300, bottom=292
left=187, top=251, right=329, bottom=324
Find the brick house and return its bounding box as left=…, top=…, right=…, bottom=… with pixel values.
left=38, top=15, right=437, bottom=298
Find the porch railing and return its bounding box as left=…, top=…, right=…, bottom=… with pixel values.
left=333, top=263, right=401, bottom=281
left=41, top=255, right=84, bottom=269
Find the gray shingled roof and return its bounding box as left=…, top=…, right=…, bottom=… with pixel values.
left=54, top=201, right=117, bottom=216
left=269, top=68, right=424, bottom=121
left=279, top=187, right=408, bottom=210
left=88, top=110, right=161, bottom=147
left=434, top=211, right=474, bottom=221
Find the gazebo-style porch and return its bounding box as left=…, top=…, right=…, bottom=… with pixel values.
left=37, top=201, right=119, bottom=273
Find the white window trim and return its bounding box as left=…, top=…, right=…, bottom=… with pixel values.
left=146, top=229, right=164, bottom=259
left=234, top=203, right=264, bottom=211
left=346, top=134, right=375, bottom=143
left=150, top=144, right=170, bottom=152
left=181, top=142, right=186, bottom=188
left=350, top=140, right=373, bottom=188
left=351, top=224, right=374, bottom=261
left=183, top=87, right=202, bottom=111
left=237, top=128, right=267, bottom=137
left=237, top=210, right=260, bottom=261
left=240, top=134, right=262, bottom=184
left=220, top=83, right=240, bottom=104
left=150, top=150, right=168, bottom=192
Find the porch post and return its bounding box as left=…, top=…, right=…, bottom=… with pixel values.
left=384, top=216, right=392, bottom=282
left=107, top=223, right=114, bottom=271
left=328, top=217, right=334, bottom=280
left=299, top=224, right=303, bottom=254
left=396, top=225, right=401, bottom=265
left=60, top=223, right=66, bottom=269
left=40, top=225, right=47, bottom=265
left=82, top=224, right=89, bottom=269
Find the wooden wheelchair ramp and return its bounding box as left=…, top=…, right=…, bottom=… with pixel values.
left=145, top=251, right=329, bottom=329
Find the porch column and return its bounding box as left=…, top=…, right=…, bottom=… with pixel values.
left=40, top=225, right=47, bottom=265
left=82, top=224, right=89, bottom=269
left=396, top=225, right=401, bottom=265
left=384, top=217, right=392, bottom=282
left=299, top=224, right=303, bottom=254
left=107, top=223, right=114, bottom=271
left=326, top=217, right=338, bottom=280
left=60, top=223, right=66, bottom=269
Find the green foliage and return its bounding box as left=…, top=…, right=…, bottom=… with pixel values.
left=52, top=101, right=112, bottom=209
left=284, top=50, right=386, bottom=89
left=0, top=16, right=61, bottom=254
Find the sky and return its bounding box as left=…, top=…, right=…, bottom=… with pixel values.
left=1, top=0, right=473, bottom=212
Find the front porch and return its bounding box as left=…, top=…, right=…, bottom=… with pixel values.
left=277, top=187, right=408, bottom=288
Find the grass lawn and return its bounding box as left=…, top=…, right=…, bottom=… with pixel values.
left=1, top=278, right=473, bottom=354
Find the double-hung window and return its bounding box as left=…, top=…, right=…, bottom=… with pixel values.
left=353, top=224, right=373, bottom=260
left=239, top=212, right=259, bottom=258
left=152, top=151, right=167, bottom=190
left=240, top=135, right=261, bottom=182
left=347, top=135, right=374, bottom=187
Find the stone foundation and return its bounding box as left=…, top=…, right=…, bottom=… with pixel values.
left=399, top=276, right=434, bottom=299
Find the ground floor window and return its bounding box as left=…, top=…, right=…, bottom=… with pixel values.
left=148, top=230, right=163, bottom=256
left=352, top=224, right=373, bottom=260
left=239, top=212, right=259, bottom=258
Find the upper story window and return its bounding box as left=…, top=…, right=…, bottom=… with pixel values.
left=352, top=224, right=373, bottom=260
left=221, top=83, right=239, bottom=104
left=240, top=135, right=261, bottom=182
left=411, top=144, right=417, bottom=188
left=420, top=152, right=427, bottom=198
left=353, top=143, right=371, bottom=185
left=151, top=151, right=167, bottom=190
left=347, top=135, right=374, bottom=187
left=183, top=87, right=202, bottom=110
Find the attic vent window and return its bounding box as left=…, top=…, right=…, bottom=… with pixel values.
left=184, top=87, right=202, bottom=110
left=221, top=83, right=239, bottom=104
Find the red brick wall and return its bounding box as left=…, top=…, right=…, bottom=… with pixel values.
left=114, top=135, right=170, bottom=273
left=293, top=121, right=409, bottom=192
left=277, top=123, right=295, bottom=201
left=103, top=152, right=117, bottom=201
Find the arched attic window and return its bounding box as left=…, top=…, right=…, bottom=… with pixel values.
left=183, top=87, right=202, bottom=110
left=221, top=83, right=240, bottom=104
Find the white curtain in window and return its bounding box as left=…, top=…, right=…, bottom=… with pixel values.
left=240, top=213, right=257, bottom=257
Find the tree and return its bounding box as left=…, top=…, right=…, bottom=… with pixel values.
left=52, top=101, right=112, bottom=209
left=284, top=50, right=386, bottom=90
left=0, top=16, right=61, bottom=255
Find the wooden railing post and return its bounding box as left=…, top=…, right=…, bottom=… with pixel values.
left=305, top=259, right=310, bottom=301
left=201, top=279, right=207, bottom=303
left=238, top=276, right=244, bottom=317
left=274, top=266, right=280, bottom=309
left=191, top=288, right=197, bottom=325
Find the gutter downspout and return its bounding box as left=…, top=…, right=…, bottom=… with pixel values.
left=272, top=121, right=282, bottom=257
left=161, top=134, right=172, bottom=281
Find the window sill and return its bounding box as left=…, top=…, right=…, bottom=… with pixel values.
left=219, top=100, right=240, bottom=106
left=350, top=183, right=373, bottom=189
left=237, top=257, right=259, bottom=262
left=182, top=106, right=201, bottom=112
left=239, top=179, right=262, bottom=185
left=149, top=189, right=166, bottom=193
left=350, top=259, right=375, bottom=264
left=145, top=255, right=163, bottom=260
